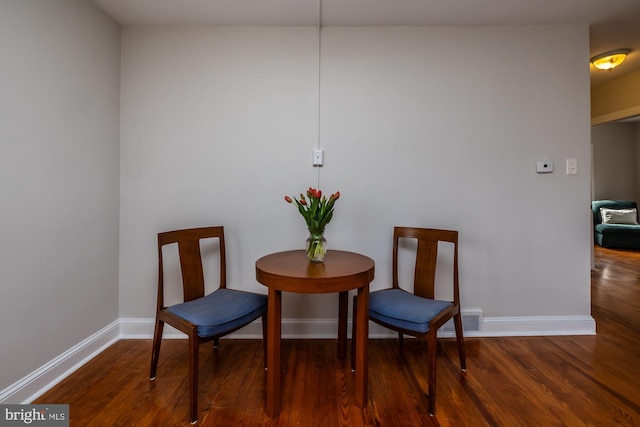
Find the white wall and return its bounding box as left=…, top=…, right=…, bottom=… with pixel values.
left=120, top=25, right=593, bottom=324
left=592, top=122, right=638, bottom=202
left=0, top=0, right=120, bottom=395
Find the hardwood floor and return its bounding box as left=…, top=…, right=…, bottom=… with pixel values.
left=34, top=246, right=640, bottom=426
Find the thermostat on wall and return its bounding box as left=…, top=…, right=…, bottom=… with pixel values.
left=536, top=161, right=553, bottom=173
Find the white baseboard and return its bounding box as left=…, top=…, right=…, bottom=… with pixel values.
left=119, top=317, right=353, bottom=339
left=1, top=314, right=595, bottom=404
left=473, top=315, right=596, bottom=337
left=0, top=320, right=120, bottom=404
left=119, top=315, right=596, bottom=339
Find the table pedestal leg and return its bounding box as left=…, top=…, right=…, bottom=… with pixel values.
left=266, top=288, right=281, bottom=417
left=337, top=291, right=348, bottom=359
left=354, top=285, right=369, bottom=407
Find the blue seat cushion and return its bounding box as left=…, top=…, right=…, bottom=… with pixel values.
left=369, top=288, right=452, bottom=334
left=167, top=288, right=267, bottom=338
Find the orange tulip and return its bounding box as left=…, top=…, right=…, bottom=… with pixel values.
left=284, top=187, right=340, bottom=248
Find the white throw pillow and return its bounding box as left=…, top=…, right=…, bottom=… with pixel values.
left=600, top=207, right=638, bottom=225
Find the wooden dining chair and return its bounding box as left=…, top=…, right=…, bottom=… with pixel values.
left=149, top=226, right=267, bottom=424
left=352, top=226, right=466, bottom=416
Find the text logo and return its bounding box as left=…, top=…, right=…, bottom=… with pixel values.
left=0, top=405, right=68, bottom=426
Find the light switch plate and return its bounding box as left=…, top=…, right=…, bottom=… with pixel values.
left=313, top=149, right=324, bottom=166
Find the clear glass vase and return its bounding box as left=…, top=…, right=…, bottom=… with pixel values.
left=306, top=230, right=327, bottom=262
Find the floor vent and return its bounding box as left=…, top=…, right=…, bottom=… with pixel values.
left=441, top=310, right=483, bottom=333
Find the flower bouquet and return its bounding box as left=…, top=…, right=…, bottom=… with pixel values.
left=285, top=187, right=340, bottom=261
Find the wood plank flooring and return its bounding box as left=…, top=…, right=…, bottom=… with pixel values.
left=34, top=245, right=640, bottom=426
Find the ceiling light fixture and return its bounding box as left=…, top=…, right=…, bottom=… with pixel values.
left=590, top=49, right=631, bottom=71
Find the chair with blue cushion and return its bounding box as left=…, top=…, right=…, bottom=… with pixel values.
left=149, top=226, right=267, bottom=424
left=352, top=226, right=466, bottom=416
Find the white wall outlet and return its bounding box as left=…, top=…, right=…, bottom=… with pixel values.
left=313, top=149, right=324, bottom=166
left=536, top=161, right=553, bottom=173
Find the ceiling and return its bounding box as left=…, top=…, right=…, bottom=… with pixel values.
left=92, top=0, right=640, bottom=85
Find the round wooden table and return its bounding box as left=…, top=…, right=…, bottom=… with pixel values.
left=256, top=250, right=375, bottom=418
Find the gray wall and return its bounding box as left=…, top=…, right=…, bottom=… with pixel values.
left=592, top=122, right=640, bottom=203
left=119, top=25, right=593, bottom=321
left=0, top=1, right=121, bottom=392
